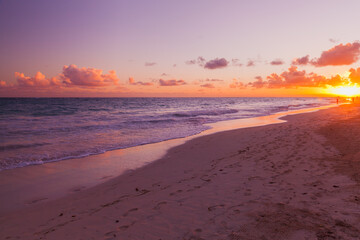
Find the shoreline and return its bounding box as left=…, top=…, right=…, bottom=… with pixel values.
left=0, top=104, right=337, bottom=214
left=2, top=103, right=360, bottom=238
left=0, top=101, right=337, bottom=173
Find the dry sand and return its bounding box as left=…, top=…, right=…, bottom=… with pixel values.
left=1, top=104, right=360, bottom=240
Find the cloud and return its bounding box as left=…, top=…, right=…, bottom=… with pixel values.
left=15, top=72, right=61, bottom=88
left=349, top=67, right=360, bottom=84
left=247, top=76, right=265, bottom=88
left=186, top=57, right=229, bottom=69
left=247, top=66, right=349, bottom=88
left=0, top=81, right=7, bottom=87
left=144, top=62, right=156, bottom=67
left=229, top=79, right=246, bottom=89
left=311, top=42, right=360, bottom=66
left=270, top=59, right=284, bottom=65
left=205, top=78, right=224, bottom=82
left=1, top=65, right=121, bottom=95
left=294, top=42, right=360, bottom=67
left=61, top=65, right=119, bottom=87
left=200, top=83, right=215, bottom=88
left=292, top=55, right=310, bottom=65
left=246, top=60, right=255, bottom=67
left=185, top=56, right=206, bottom=66
left=329, top=38, right=339, bottom=43
left=159, top=79, right=186, bottom=86
left=232, top=59, right=243, bottom=67
left=185, top=60, right=196, bottom=65
left=128, top=77, right=153, bottom=86
left=204, top=58, right=229, bottom=69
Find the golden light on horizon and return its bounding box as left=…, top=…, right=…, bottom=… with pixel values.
left=327, top=85, right=360, bottom=97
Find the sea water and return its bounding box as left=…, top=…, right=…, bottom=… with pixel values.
left=0, top=97, right=334, bottom=170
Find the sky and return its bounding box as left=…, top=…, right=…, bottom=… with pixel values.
left=1, top=0, right=360, bottom=97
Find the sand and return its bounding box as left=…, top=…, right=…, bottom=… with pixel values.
left=1, top=103, right=360, bottom=239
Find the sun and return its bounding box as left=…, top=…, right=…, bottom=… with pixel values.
left=327, top=85, right=360, bottom=97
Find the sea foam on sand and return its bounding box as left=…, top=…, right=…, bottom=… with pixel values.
left=1, top=104, right=360, bottom=239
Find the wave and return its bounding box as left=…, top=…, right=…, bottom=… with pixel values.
left=0, top=97, right=335, bottom=171
left=88, top=108, right=111, bottom=112
left=129, top=119, right=177, bottom=124
left=170, top=109, right=239, bottom=118
left=0, top=142, right=50, bottom=152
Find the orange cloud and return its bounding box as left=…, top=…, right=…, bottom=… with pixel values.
left=292, top=55, right=310, bottom=65
left=2, top=65, right=120, bottom=92
left=159, top=79, right=186, bottom=86
left=205, top=78, right=224, bottom=82
left=247, top=66, right=349, bottom=88
left=0, top=81, right=7, bottom=87
left=349, top=67, right=360, bottom=84
left=128, top=77, right=153, bottom=86
left=293, top=43, right=360, bottom=67
left=229, top=79, right=246, bottom=89
left=15, top=72, right=61, bottom=88
left=311, top=42, right=360, bottom=66
left=61, top=65, right=118, bottom=87
left=247, top=76, right=265, bottom=88
left=200, top=83, right=215, bottom=88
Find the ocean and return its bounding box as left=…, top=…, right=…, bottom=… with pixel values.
left=0, top=97, right=335, bottom=170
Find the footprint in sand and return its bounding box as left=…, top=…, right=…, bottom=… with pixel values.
left=154, top=201, right=167, bottom=210
left=26, top=197, right=48, bottom=204
left=123, top=208, right=138, bottom=217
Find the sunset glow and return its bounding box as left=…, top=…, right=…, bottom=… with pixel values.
left=2, top=2, right=360, bottom=238
left=326, top=85, right=360, bottom=97
left=1, top=1, right=360, bottom=97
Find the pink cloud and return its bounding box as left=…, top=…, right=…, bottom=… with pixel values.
left=15, top=72, right=61, bottom=88
left=248, top=76, right=265, bottom=88
left=128, top=77, right=153, bottom=86
left=292, top=55, right=310, bottom=65
left=232, top=59, right=243, bottom=67
left=229, top=79, right=246, bottom=89
left=185, top=56, right=206, bottom=66
left=311, top=42, right=360, bottom=66
left=200, top=83, right=215, bottom=88
left=144, top=62, right=156, bottom=67
left=61, top=64, right=118, bottom=87
left=278, top=66, right=310, bottom=87
left=159, top=79, right=186, bottom=86
left=205, top=78, right=224, bottom=82
left=270, top=59, right=284, bottom=65
left=246, top=60, right=255, bottom=67
left=204, top=58, right=229, bottom=69
left=247, top=66, right=349, bottom=88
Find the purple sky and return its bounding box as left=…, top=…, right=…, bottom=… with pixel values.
left=1, top=0, right=360, bottom=96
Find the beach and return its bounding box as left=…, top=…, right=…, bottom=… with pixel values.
left=1, top=103, right=360, bottom=239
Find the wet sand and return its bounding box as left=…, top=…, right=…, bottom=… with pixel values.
left=1, top=103, right=360, bottom=239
